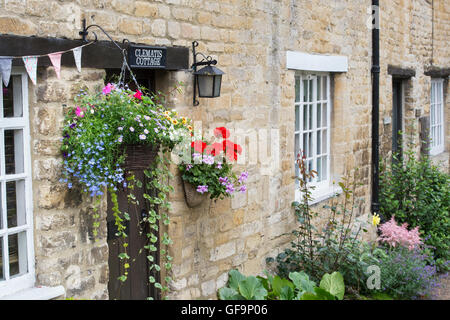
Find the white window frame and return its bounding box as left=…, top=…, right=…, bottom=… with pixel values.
left=294, top=72, right=340, bottom=204
left=430, top=79, right=445, bottom=155
left=0, top=68, right=35, bottom=297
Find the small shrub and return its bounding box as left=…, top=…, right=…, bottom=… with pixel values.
left=379, top=149, right=450, bottom=271
left=370, top=246, right=441, bottom=299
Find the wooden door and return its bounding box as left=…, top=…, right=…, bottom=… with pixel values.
left=107, top=150, right=160, bottom=300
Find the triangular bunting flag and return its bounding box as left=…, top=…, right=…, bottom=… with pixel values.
left=48, top=52, right=62, bottom=79
left=72, top=47, right=82, bottom=73
left=0, top=57, right=12, bottom=87
left=22, top=56, right=38, bottom=85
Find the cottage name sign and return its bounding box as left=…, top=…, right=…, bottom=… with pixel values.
left=128, top=45, right=166, bottom=69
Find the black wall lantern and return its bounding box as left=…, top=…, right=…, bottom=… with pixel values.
left=192, top=41, right=224, bottom=106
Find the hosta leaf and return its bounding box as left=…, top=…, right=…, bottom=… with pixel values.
left=280, top=286, right=295, bottom=300
left=289, top=271, right=315, bottom=294
left=238, top=276, right=267, bottom=300
left=228, top=270, right=246, bottom=291
left=218, top=287, right=242, bottom=300
left=319, top=271, right=345, bottom=300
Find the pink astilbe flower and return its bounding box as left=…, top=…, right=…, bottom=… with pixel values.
left=378, top=216, right=422, bottom=250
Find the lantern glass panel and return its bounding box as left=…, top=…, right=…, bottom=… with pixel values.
left=197, top=75, right=214, bottom=97
left=213, top=75, right=222, bottom=97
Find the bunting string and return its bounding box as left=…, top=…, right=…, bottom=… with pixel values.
left=0, top=40, right=95, bottom=86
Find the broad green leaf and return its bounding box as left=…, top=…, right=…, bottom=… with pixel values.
left=289, top=271, right=315, bottom=294
left=299, top=292, right=321, bottom=300
left=238, top=276, right=268, bottom=300
left=280, top=286, right=295, bottom=300
left=272, top=276, right=294, bottom=297
left=218, top=287, right=242, bottom=300
left=319, top=271, right=345, bottom=300
left=228, top=270, right=246, bottom=291
left=313, top=287, right=337, bottom=300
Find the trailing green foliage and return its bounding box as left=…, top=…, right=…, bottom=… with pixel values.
left=379, top=149, right=450, bottom=271
left=217, top=269, right=345, bottom=300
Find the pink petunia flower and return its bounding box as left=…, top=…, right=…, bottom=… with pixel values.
left=102, top=83, right=114, bottom=95
left=75, top=106, right=85, bottom=118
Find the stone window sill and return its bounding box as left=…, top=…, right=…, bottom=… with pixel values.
left=0, top=286, right=65, bottom=300
left=295, top=184, right=343, bottom=206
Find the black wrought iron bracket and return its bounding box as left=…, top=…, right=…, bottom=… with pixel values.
left=79, top=18, right=140, bottom=91
left=191, top=41, right=217, bottom=106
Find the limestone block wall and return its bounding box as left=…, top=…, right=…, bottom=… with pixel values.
left=29, top=67, right=109, bottom=299
left=379, top=0, right=449, bottom=170
left=0, top=0, right=448, bottom=300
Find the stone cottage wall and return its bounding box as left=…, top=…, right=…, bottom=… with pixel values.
left=0, top=0, right=448, bottom=300
left=30, top=67, right=109, bottom=299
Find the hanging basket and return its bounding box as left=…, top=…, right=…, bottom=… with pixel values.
left=123, top=144, right=159, bottom=171
left=182, top=180, right=208, bottom=208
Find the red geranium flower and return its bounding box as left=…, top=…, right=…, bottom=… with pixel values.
left=214, top=127, right=230, bottom=139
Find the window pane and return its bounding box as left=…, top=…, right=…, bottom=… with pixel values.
left=431, top=105, right=435, bottom=125
left=322, top=103, right=327, bottom=127
left=317, top=103, right=322, bottom=128
left=322, top=129, right=328, bottom=154
left=0, top=237, right=3, bottom=280
left=4, top=129, right=24, bottom=175
left=316, top=157, right=322, bottom=181
left=317, top=130, right=321, bottom=155
left=295, top=105, right=300, bottom=131
left=308, top=79, right=313, bottom=102
left=437, top=103, right=442, bottom=124
left=295, top=134, right=299, bottom=156
left=317, top=76, right=321, bottom=101
left=2, top=75, right=23, bottom=118
left=8, top=232, right=28, bottom=277
left=6, top=180, right=26, bottom=228
left=295, top=77, right=300, bottom=102
left=308, top=132, right=312, bottom=157
left=322, top=76, right=327, bottom=100
left=303, top=105, right=308, bottom=130
left=303, top=79, right=308, bottom=102
left=303, top=133, right=307, bottom=157
left=308, top=104, right=313, bottom=130
left=322, top=156, right=327, bottom=180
